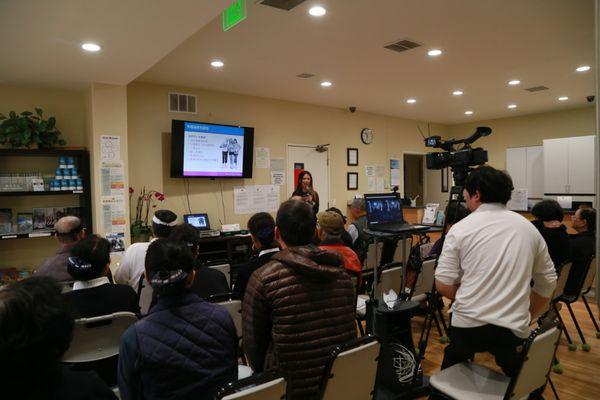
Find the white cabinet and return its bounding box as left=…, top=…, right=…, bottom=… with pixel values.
left=506, top=146, right=544, bottom=198
left=543, top=135, right=595, bottom=194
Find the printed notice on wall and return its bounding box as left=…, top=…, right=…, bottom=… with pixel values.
left=507, top=189, right=528, bottom=211
left=234, top=185, right=280, bottom=214
left=255, top=147, right=270, bottom=169
left=390, top=159, right=400, bottom=187
left=365, top=165, right=376, bottom=177
left=101, top=196, right=126, bottom=234
left=100, top=160, right=125, bottom=196
left=271, top=171, right=285, bottom=186
left=270, top=157, right=285, bottom=172
left=106, top=233, right=125, bottom=253
left=101, top=135, right=120, bottom=160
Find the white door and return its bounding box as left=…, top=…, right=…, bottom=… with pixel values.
left=287, top=144, right=330, bottom=212
left=568, top=135, right=596, bottom=194
left=526, top=146, right=544, bottom=198
left=543, top=138, right=569, bottom=194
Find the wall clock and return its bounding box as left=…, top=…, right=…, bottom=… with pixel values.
left=361, top=128, right=373, bottom=145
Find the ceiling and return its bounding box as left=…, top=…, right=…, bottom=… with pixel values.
left=0, top=0, right=229, bottom=89
left=137, top=0, right=596, bottom=124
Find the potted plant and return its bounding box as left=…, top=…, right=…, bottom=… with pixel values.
left=130, top=186, right=165, bottom=243
left=0, top=108, right=66, bottom=148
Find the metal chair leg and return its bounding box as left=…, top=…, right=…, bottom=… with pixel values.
left=582, top=295, right=600, bottom=337
left=554, top=303, right=576, bottom=350
left=548, top=377, right=560, bottom=400
left=356, top=318, right=365, bottom=337
left=566, top=302, right=589, bottom=350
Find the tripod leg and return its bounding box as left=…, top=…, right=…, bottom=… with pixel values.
left=582, top=295, right=600, bottom=336
left=566, top=302, right=589, bottom=351
left=432, top=312, right=443, bottom=337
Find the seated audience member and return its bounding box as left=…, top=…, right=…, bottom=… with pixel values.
left=118, top=239, right=237, bottom=400
left=428, top=204, right=470, bottom=258
left=348, top=197, right=369, bottom=261
left=232, top=212, right=279, bottom=300
left=35, top=216, right=86, bottom=282
left=63, top=234, right=139, bottom=318
left=564, top=206, right=596, bottom=295
left=115, top=210, right=177, bottom=290
left=169, top=223, right=230, bottom=299
left=0, top=277, right=116, bottom=400
left=530, top=199, right=571, bottom=271
left=326, top=206, right=353, bottom=247
left=243, top=200, right=355, bottom=400
left=434, top=166, right=556, bottom=380
left=317, top=210, right=362, bottom=281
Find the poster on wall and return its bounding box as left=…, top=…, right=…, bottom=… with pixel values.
left=271, top=171, right=285, bottom=186
left=390, top=159, right=400, bottom=187
left=234, top=185, right=280, bottom=215
left=101, top=196, right=126, bottom=234
left=255, top=147, right=270, bottom=169
left=100, top=135, right=120, bottom=160
left=106, top=233, right=125, bottom=253
left=100, top=160, right=125, bottom=196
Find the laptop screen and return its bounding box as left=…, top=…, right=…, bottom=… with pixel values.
left=184, top=213, right=210, bottom=230
left=365, top=194, right=404, bottom=225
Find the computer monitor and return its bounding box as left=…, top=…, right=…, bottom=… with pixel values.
left=184, top=213, right=210, bottom=231
left=364, top=193, right=404, bottom=226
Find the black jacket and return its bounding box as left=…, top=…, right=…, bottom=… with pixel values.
left=190, top=263, right=230, bottom=299
left=232, top=249, right=279, bottom=300
left=564, top=230, right=595, bottom=296
left=531, top=220, right=571, bottom=271
left=63, top=283, right=140, bottom=318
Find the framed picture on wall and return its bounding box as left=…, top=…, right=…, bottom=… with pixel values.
left=441, top=167, right=449, bottom=192
left=347, top=172, right=358, bottom=190
left=347, top=148, right=359, bottom=166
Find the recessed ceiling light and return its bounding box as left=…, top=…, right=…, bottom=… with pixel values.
left=406, top=98, right=417, bottom=104
left=464, top=110, right=474, bottom=115
left=576, top=65, right=591, bottom=72
left=320, top=81, right=332, bottom=87
left=558, top=96, right=569, bottom=101
left=452, top=90, right=463, bottom=96
left=81, top=42, right=101, bottom=52
left=427, top=49, right=442, bottom=57
left=309, top=6, right=326, bottom=16
left=508, top=104, right=517, bottom=109
left=508, top=80, right=521, bottom=86
left=210, top=60, right=224, bottom=68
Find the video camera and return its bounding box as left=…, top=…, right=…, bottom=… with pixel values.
left=424, top=126, right=492, bottom=186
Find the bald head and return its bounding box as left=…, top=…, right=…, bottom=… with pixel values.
left=55, top=216, right=84, bottom=244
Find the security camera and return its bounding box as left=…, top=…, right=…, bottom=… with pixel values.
left=587, top=95, right=595, bottom=103
left=349, top=106, right=357, bottom=113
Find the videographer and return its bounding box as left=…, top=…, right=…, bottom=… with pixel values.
left=434, top=166, right=556, bottom=377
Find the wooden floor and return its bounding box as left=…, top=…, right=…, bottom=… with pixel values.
left=410, top=296, right=600, bottom=400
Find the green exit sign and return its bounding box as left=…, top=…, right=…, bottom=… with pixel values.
left=222, top=0, right=247, bottom=31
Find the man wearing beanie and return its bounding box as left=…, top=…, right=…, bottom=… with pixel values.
left=115, top=210, right=177, bottom=291
left=317, top=210, right=362, bottom=281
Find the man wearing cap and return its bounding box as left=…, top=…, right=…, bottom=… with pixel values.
left=35, top=216, right=86, bottom=282
left=115, top=210, right=177, bottom=290
left=347, top=197, right=370, bottom=262
left=318, top=210, right=362, bottom=281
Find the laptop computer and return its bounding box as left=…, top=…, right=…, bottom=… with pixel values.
left=364, top=193, right=426, bottom=233
left=184, top=213, right=210, bottom=231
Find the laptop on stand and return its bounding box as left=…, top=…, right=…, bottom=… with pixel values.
left=364, top=193, right=426, bottom=234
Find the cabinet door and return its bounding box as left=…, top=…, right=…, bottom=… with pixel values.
left=506, top=147, right=527, bottom=189
left=526, top=146, right=544, bottom=198
left=543, top=138, right=569, bottom=194
left=568, top=135, right=595, bottom=194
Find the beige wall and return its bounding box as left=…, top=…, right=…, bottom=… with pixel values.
left=447, top=106, right=596, bottom=170
left=127, top=82, right=447, bottom=228
left=0, top=84, right=86, bottom=269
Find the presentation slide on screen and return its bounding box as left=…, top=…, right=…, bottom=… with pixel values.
left=183, top=122, right=245, bottom=177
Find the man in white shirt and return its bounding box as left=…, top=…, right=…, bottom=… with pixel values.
left=435, top=166, right=556, bottom=377
left=115, top=210, right=178, bottom=289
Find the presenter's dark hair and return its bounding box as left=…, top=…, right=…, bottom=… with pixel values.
left=465, top=166, right=513, bottom=205
left=531, top=199, right=564, bottom=222
left=276, top=200, right=316, bottom=246
left=248, top=212, right=278, bottom=249
left=0, top=277, right=74, bottom=392
left=294, top=170, right=314, bottom=193
left=69, top=234, right=110, bottom=280
left=579, top=207, right=596, bottom=232
left=169, top=223, right=201, bottom=255
left=152, top=209, right=178, bottom=238
left=145, top=239, right=195, bottom=276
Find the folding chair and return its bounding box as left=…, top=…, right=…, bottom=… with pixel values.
left=216, top=370, right=287, bottom=400
left=210, top=263, right=232, bottom=288
left=430, top=326, right=562, bottom=400
left=410, top=258, right=448, bottom=344
left=320, top=335, right=380, bottom=400
left=556, top=257, right=595, bottom=351
left=209, top=293, right=250, bottom=373
left=580, top=257, right=600, bottom=339
left=62, top=312, right=138, bottom=391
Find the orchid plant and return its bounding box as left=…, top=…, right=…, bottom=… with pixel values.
left=129, top=186, right=165, bottom=237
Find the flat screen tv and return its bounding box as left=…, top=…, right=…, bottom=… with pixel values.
left=170, top=120, right=254, bottom=178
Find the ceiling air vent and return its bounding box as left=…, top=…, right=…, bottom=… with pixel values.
left=260, top=0, right=307, bottom=11
left=296, top=73, right=315, bottom=78
left=169, top=93, right=197, bottom=114
left=524, top=86, right=549, bottom=92
left=384, top=39, right=422, bottom=53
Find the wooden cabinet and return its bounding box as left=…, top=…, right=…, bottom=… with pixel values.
left=506, top=145, right=544, bottom=198
left=543, top=135, right=595, bottom=195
